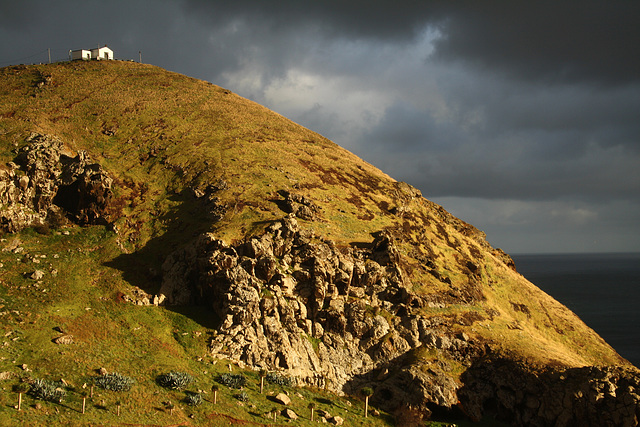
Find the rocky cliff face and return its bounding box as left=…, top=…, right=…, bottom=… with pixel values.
left=459, top=359, right=640, bottom=426
left=160, top=215, right=478, bottom=411
left=0, top=133, right=114, bottom=232
left=158, top=212, right=640, bottom=425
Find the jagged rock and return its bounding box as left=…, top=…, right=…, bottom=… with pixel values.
left=329, top=415, right=344, bottom=425
left=0, top=371, right=15, bottom=380
left=29, top=270, right=45, bottom=280
left=52, top=335, right=74, bottom=345
left=277, top=190, right=321, bottom=220
left=274, top=393, right=291, bottom=405
left=155, top=213, right=640, bottom=423
left=0, top=133, right=115, bottom=232
left=158, top=216, right=483, bottom=412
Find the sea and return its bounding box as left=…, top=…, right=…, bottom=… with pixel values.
left=511, top=252, right=640, bottom=368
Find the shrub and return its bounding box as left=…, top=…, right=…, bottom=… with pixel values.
left=94, top=372, right=134, bottom=392
left=217, top=373, right=247, bottom=389
left=265, top=372, right=294, bottom=387
left=235, top=390, right=249, bottom=402
left=157, top=371, right=194, bottom=390
left=29, top=379, right=66, bottom=402
left=184, top=391, right=202, bottom=406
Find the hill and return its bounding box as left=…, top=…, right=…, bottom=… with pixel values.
left=0, top=60, right=637, bottom=426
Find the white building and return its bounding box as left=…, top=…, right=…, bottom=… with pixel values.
left=91, top=46, right=113, bottom=60
left=70, top=49, right=92, bottom=61
left=70, top=46, right=114, bottom=61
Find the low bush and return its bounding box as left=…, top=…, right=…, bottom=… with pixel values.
left=157, top=371, right=194, bottom=390
left=217, top=373, right=247, bottom=389
left=235, top=390, right=249, bottom=402
left=94, top=372, right=134, bottom=392
left=184, top=391, right=203, bottom=406
left=265, top=372, right=294, bottom=387
left=29, top=378, right=66, bottom=402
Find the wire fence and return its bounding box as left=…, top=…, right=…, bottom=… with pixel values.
left=1, top=47, right=135, bottom=67
left=0, top=49, right=52, bottom=67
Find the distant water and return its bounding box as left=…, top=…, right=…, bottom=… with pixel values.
left=511, top=253, right=640, bottom=368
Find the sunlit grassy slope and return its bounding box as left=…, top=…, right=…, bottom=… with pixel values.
left=0, top=60, right=631, bottom=425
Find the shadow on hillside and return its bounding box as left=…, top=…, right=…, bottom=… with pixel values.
left=342, top=349, right=474, bottom=426
left=343, top=351, right=632, bottom=426
left=104, top=191, right=216, bottom=324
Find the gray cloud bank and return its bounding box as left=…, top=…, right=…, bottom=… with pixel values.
left=1, top=0, right=639, bottom=253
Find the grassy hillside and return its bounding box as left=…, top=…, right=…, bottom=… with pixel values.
left=0, top=60, right=631, bottom=425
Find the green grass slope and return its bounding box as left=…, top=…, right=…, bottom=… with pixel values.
left=0, top=60, right=631, bottom=425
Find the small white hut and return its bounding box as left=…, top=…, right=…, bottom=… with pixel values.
left=70, top=49, right=92, bottom=61
left=91, top=46, right=114, bottom=60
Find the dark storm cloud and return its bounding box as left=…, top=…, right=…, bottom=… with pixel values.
left=181, top=0, right=640, bottom=84
left=431, top=1, right=640, bottom=85
left=359, top=94, right=640, bottom=202
left=182, top=0, right=437, bottom=41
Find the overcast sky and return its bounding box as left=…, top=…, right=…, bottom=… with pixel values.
left=1, top=0, right=639, bottom=254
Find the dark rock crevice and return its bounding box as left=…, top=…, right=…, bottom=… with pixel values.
left=0, top=133, right=116, bottom=231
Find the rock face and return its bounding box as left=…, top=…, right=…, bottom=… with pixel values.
left=0, top=133, right=114, bottom=232
left=459, top=359, right=640, bottom=427
left=159, top=215, right=483, bottom=411
left=159, top=214, right=640, bottom=424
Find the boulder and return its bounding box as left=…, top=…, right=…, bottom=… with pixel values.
left=274, top=393, right=291, bottom=405
left=277, top=190, right=321, bottom=220
left=282, top=408, right=298, bottom=420
left=29, top=270, right=45, bottom=280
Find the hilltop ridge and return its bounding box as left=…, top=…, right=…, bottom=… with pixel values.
left=0, top=60, right=637, bottom=426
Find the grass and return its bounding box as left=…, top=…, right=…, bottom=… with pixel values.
left=0, top=225, right=398, bottom=426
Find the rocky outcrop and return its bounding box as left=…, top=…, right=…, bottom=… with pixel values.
left=191, top=179, right=229, bottom=222
left=277, top=190, right=321, bottom=220
left=0, top=133, right=115, bottom=232
left=458, top=358, right=640, bottom=427
left=159, top=214, right=640, bottom=424
left=159, top=215, right=484, bottom=412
